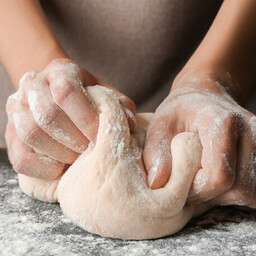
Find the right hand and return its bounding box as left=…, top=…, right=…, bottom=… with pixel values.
left=5, top=58, right=136, bottom=180
left=143, top=71, right=256, bottom=208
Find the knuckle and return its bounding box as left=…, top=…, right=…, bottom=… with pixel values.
left=51, top=82, right=76, bottom=105
left=6, top=92, right=18, bottom=107
left=23, top=127, right=41, bottom=146
left=47, top=60, right=82, bottom=80
left=48, top=58, right=73, bottom=68
left=5, top=124, right=13, bottom=145
left=119, top=96, right=136, bottom=114
left=148, top=116, right=169, bottom=133
left=33, top=104, right=60, bottom=128
left=19, top=71, right=37, bottom=88
left=6, top=99, right=14, bottom=115
left=4, top=130, right=10, bottom=143
left=14, top=117, right=40, bottom=145
left=6, top=91, right=24, bottom=115
left=26, top=88, right=62, bottom=128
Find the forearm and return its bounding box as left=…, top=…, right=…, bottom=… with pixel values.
left=174, top=0, right=256, bottom=103
left=0, top=0, right=67, bottom=88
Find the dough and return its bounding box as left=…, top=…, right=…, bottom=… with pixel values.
left=18, top=86, right=210, bottom=240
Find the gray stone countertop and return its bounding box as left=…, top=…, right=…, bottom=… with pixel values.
left=0, top=149, right=256, bottom=256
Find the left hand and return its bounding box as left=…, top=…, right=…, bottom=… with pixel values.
left=5, top=58, right=136, bottom=180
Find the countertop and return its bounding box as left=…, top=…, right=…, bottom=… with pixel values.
left=1, top=148, right=256, bottom=256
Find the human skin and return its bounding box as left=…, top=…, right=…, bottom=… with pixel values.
left=143, top=0, right=256, bottom=208
left=1, top=0, right=136, bottom=179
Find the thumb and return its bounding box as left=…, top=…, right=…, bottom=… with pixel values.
left=143, top=116, right=177, bottom=189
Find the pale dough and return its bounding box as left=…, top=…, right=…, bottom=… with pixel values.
left=18, top=86, right=210, bottom=240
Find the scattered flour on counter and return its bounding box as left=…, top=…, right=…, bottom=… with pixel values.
left=246, top=244, right=256, bottom=252
left=0, top=208, right=78, bottom=256
left=0, top=213, right=66, bottom=256
left=186, top=245, right=200, bottom=253
left=6, top=179, right=18, bottom=185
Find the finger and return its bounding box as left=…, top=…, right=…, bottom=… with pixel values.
left=6, top=91, right=20, bottom=115
left=212, top=119, right=256, bottom=206
left=118, top=95, right=137, bottom=132
left=187, top=113, right=238, bottom=204
left=106, top=85, right=137, bottom=132
left=143, top=114, right=180, bottom=189
left=5, top=122, right=65, bottom=180
left=12, top=100, right=78, bottom=164
left=94, top=77, right=137, bottom=132
left=25, top=75, right=89, bottom=153
left=45, top=60, right=99, bottom=141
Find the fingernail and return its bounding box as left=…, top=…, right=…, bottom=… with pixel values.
left=148, top=166, right=157, bottom=188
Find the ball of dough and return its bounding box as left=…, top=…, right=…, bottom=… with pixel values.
left=18, top=86, right=209, bottom=240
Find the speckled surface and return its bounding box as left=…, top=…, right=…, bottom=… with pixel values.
left=1, top=149, right=256, bottom=256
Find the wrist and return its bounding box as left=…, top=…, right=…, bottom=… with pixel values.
left=0, top=0, right=68, bottom=89
left=12, top=44, right=68, bottom=89
left=172, top=69, right=246, bottom=104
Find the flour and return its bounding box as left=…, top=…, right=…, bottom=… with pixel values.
left=0, top=212, right=65, bottom=256
left=13, top=112, right=22, bottom=130
left=27, top=86, right=74, bottom=145
left=47, top=63, right=87, bottom=110
left=12, top=111, right=32, bottom=142
left=123, top=106, right=136, bottom=123
left=2, top=154, right=256, bottom=254
left=249, top=117, right=256, bottom=142
left=49, top=124, right=72, bottom=144
left=223, top=154, right=233, bottom=174
left=49, top=62, right=83, bottom=84
left=38, top=155, right=57, bottom=164
left=104, top=120, right=127, bottom=158
left=6, top=178, right=18, bottom=185
left=191, top=169, right=209, bottom=195
left=27, top=90, right=44, bottom=123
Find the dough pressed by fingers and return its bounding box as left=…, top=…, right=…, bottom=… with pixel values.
left=18, top=85, right=209, bottom=240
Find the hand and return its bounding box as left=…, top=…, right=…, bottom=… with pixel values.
left=143, top=71, right=256, bottom=208
left=6, top=58, right=136, bottom=180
